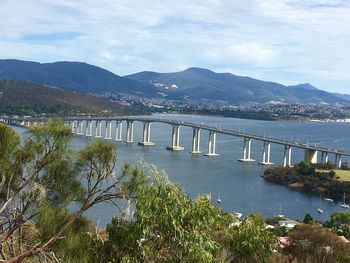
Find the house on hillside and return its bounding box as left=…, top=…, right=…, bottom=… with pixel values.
left=278, top=218, right=300, bottom=229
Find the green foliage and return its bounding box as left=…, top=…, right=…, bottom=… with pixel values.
left=121, top=163, right=148, bottom=199
left=0, top=123, right=23, bottom=197
left=78, top=139, right=117, bottom=175
left=330, top=212, right=350, bottom=225
left=296, top=161, right=316, bottom=175
left=0, top=120, right=143, bottom=262
left=303, top=213, right=314, bottom=224
left=324, top=212, right=350, bottom=239
left=222, top=214, right=278, bottom=263
left=135, top=171, right=231, bottom=263
left=37, top=204, right=94, bottom=263
left=264, top=161, right=350, bottom=200
left=316, top=161, right=336, bottom=170
left=26, top=119, right=84, bottom=206
left=97, top=167, right=234, bottom=263
left=97, top=218, right=143, bottom=262
left=273, top=225, right=288, bottom=237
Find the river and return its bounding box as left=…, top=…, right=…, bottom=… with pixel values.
left=11, top=114, right=350, bottom=226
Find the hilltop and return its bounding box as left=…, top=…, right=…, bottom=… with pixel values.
left=0, top=59, right=157, bottom=95
left=126, top=67, right=348, bottom=104
left=0, top=79, right=144, bottom=116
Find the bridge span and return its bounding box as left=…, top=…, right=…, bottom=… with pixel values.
left=1, top=116, right=349, bottom=168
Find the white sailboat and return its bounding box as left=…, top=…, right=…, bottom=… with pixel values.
left=324, top=192, right=334, bottom=202
left=217, top=193, right=221, bottom=204
left=317, top=208, right=324, bottom=213
left=277, top=203, right=284, bottom=218
left=317, top=195, right=324, bottom=213
left=341, top=193, right=349, bottom=209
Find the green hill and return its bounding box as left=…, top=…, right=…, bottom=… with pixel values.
left=0, top=59, right=157, bottom=95
left=0, top=79, right=143, bottom=116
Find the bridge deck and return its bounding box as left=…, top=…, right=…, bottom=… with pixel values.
left=3, top=116, right=350, bottom=157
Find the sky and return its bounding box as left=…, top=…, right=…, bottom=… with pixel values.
left=1, top=0, right=350, bottom=93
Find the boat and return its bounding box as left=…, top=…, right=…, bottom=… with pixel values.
left=324, top=197, right=334, bottom=202
left=317, top=195, right=324, bottom=213
left=217, top=193, right=221, bottom=204
left=341, top=203, right=349, bottom=209
left=277, top=203, right=284, bottom=218
left=324, top=191, right=334, bottom=202
left=341, top=193, right=349, bottom=209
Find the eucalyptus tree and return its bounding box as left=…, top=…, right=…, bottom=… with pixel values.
left=0, top=120, right=143, bottom=262
left=95, top=165, right=236, bottom=263
left=221, top=213, right=278, bottom=263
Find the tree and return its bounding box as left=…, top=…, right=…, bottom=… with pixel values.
left=303, top=213, right=314, bottom=224
left=324, top=212, right=350, bottom=238
left=296, top=161, right=315, bottom=176
left=0, top=120, right=143, bottom=262
left=95, top=165, right=235, bottom=263
left=220, top=214, right=278, bottom=263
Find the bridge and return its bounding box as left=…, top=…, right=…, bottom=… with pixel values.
left=1, top=116, right=349, bottom=168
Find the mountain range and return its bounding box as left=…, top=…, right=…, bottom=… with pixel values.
left=0, top=59, right=348, bottom=105
left=126, top=68, right=348, bottom=104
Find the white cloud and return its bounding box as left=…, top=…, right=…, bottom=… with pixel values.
left=0, top=0, right=350, bottom=93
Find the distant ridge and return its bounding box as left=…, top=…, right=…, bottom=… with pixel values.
left=0, top=59, right=157, bottom=95
left=0, top=59, right=348, bottom=105
left=126, top=67, right=348, bottom=104
left=0, top=79, right=142, bottom=115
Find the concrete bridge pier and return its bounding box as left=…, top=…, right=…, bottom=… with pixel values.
left=77, top=121, right=84, bottom=135
left=126, top=120, right=134, bottom=143
left=138, top=122, right=154, bottom=146
left=166, top=125, right=184, bottom=151
left=304, top=149, right=318, bottom=164
left=191, top=128, right=201, bottom=154
left=70, top=121, right=75, bottom=133
left=320, top=152, right=329, bottom=164
left=95, top=121, right=102, bottom=138
left=205, top=131, right=219, bottom=156
left=259, top=141, right=273, bottom=165
left=105, top=121, right=112, bottom=139
left=320, top=152, right=325, bottom=164
left=324, top=152, right=329, bottom=163
left=335, top=154, right=342, bottom=168
left=85, top=121, right=93, bottom=136
left=115, top=121, right=122, bottom=141
left=238, top=138, right=255, bottom=162
left=75, top=121, right=80, bottom=134
left=283, top=145, right=292, bottom=167
left=85, top=121, right=89, bottom=136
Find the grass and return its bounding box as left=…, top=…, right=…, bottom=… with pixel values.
left=317, top=169, right=350, bottom=182
left=334, top=170, right=350, bottom=181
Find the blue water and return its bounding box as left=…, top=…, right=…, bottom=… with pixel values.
left=11, top=114, right=350, bottom=226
